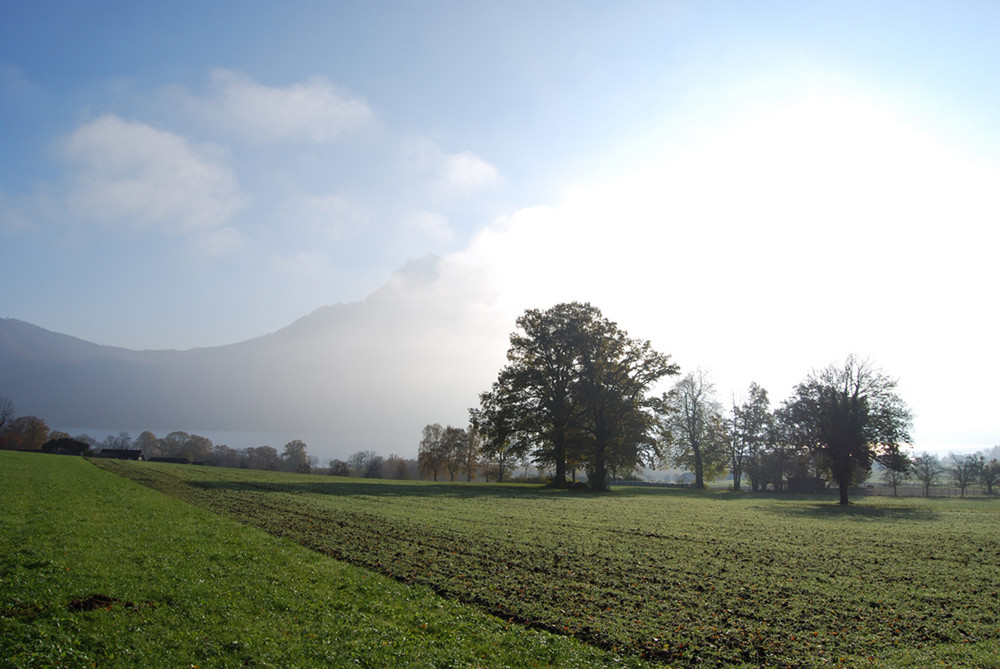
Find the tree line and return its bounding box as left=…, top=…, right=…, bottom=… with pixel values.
left=0, top=396, right=426, bottom=479
left=460, top=302, right=922, bottom=504
left=893, top=449, right=1000, bottom=497
left=0, top=398, right=317, bottom=473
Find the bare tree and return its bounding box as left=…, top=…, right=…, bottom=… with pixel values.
left=980, top=457, right=1000, bottom=495
left=0, top=396, right=13, bottom=433
left=911, top=453, right=942, bottom=497
left=384, top=454, right=410, bottom=480
left=949, top=454, right=979, bottom=497
left=659, top=370, right=728, bottom=489
left=348, top=450, right=380, bottom=478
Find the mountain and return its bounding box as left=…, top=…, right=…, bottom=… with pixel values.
left=0, top=257, right=510, bottom=457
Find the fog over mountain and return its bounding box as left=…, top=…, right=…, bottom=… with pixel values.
left=0, top=256, right=511, bottom=459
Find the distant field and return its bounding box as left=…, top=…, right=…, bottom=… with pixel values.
left=0, top=452, right=649, bottom=668
left=91, top=459, right=1000, bottom=668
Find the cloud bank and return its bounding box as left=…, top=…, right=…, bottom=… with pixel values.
left=400, top=92, right=1000, bottom=450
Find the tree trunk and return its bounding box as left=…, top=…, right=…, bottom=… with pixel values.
left=693, top=445, right=705, bottom=489
left=590, top=446, right=608, bottom=492
left=553, top=440, right=567, bottom=486
left=838, top=481, right=849, bottom=506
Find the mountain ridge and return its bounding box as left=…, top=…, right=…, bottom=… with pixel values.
left=0, top=258, right=506, bottom=458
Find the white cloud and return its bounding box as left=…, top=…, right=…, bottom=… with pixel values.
left=59, top=114, right=242, bottom=233
left=443, top=150, right=500, bottom=191
left=400, top=138, right=501, bottom=194
left=423, top=91, right=1000, bottom=448
left=189, top=69, right=374, bottom=142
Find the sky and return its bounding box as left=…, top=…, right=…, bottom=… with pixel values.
left=2, top=1, right=999, bottom=457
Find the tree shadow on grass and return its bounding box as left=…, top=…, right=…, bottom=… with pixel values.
left=766, top=501, right=939, bottom=522
left=186, top=478, right=582, bottom=500
left=186, top=477, right=725, bottom=501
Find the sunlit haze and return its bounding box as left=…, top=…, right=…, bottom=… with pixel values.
left=2, top=2, right=998, bottom=460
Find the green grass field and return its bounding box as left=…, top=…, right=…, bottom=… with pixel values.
left=0, top=452, right=649, bottom=668
left=5, top=454, right=1000, bottom=668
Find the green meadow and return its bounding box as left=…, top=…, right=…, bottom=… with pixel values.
left=0, top=452, right=647, bottom=668
left=4, top=453, right=1000, bottom=667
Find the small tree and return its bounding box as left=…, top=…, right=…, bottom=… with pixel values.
left=282, top=440, right=311, bottom=473
left=471, top=385, right=530, bottom=483
left=877, top=451, right=911, bottom=496
left=328, top=459, right=351, bottom=476
left=459, top=427, right=481, bottom=481
left=246, top=445, right=281, bottom=471
left=442, top=426, right=466, bottom=482
left=418, top=424, right=447, bottom=481
left=102, top=431, right=133, bottom=451
left=980, top=457, right=1000, bottom=495
left=949, top=454, right=979, bottom=497
left=363, top=455, right=384, bottom=479
left=729, top=383, right=771, bottom=492
left=134, top=430, right=161, bottom=458
left=384, top=454, right=410, bottom=480
left=0, top=395, right=13, bottom=433
left=910, top=453, right=942, bottom=497
left=348, top=450, right=380, bottom=478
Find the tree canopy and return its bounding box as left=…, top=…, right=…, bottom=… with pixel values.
left=473, top=302, right=677, bottom=491
left=783, top=355, right=912, bottom=505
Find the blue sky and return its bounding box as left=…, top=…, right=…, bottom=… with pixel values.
left=2, top=1, right=999, bottom=455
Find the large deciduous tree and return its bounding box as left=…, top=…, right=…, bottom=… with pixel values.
left=784, top=355, right=912, bottom=505
left=500, top=303, right=598, bottom=485
left=659, top=370, right=728, bottom=489
left=474, top=302, right=677, bottom=491
left=572, top=319, right=678, bottom=491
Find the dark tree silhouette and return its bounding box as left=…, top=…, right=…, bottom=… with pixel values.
left=785, top=355, right=912, bottom=505
left=474, top=302, right=676, bottom=491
